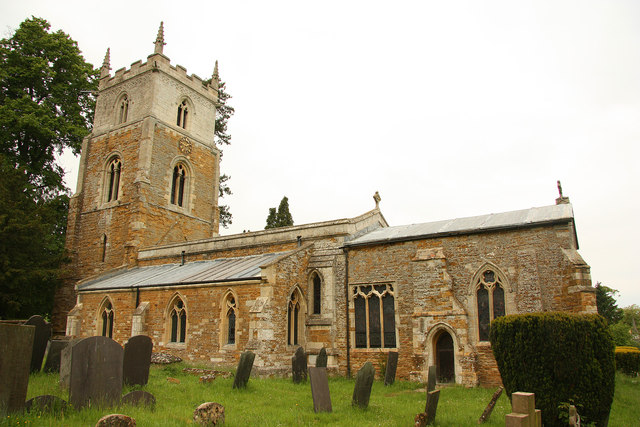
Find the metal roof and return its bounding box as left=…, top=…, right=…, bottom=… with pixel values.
left=345, top=204, right=574, bottom=247
left=78, top=252, right=287, bottom=292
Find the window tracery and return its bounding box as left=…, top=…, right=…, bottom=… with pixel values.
left=105, top=156, right=122, bottom=203
left=177, top=100, right=188, bottom=129
left=100, top=299, right=114, bottom=338
left=169, top=296, right=187, bottom=343
left=353, top=284, right=396, bottom=348
left=476, top=269, right=506, bottom=341
left=170, top=164, right=187, bottom=207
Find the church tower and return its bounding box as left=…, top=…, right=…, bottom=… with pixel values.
left=52, top=23, right=221, bottom=331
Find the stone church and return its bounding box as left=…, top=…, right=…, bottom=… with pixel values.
left=52, top=25, right=596, bottom=386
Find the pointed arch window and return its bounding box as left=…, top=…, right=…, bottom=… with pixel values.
left=476, top=269, right=506, bottom=341
left=169, top=297, right=187, bottom=343
left=177, top=100, right=188, bottom=129
left=353, top=284, right=396, bottom=349
left=118, top=95, right=129, bottom=124
left=287, top=290, right=303, bottom=346
left=224, top=294, right=237, bottom=345
left=105, top=156, right=122, bottom=203
left=100, top=300, right=114, bottom=338
left=311, top=272, right=322, bottom=315
left=170, top=164, right=187, bottom=207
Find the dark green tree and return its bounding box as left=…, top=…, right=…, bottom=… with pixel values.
left=595, top=282, right=623, bottom=325
left=0, top=17, right=97, bottom=318
left=265, top=196, right=294, bottom=229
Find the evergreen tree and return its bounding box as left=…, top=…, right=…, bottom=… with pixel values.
left=265, top=197, right=294, bottom=229
left=595, top=282, right=623, bottom=325
left=265, top=208, right=277, bottom=229
left=212, top=76, right=234, bottom=228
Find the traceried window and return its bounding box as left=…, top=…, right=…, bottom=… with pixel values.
left=311, top=272, right=322, bottom=315
left=170, top=164, right=187, bottom=207
left=353, top=284, right=396, bottom=349
left=169, top=297, right=187, bottom=343
left=105, top=157, right=121, bottom=202
left=224, top=294, right=237, bottom=345
left=118, top=95, right=129, bottom=124
left=100, top=300, right=114, bottom=338
left=476, top=269, right=506, bottom=341
left=287, top=290, right=302, bottom=346
left=177, top=100, right=188, bottom=128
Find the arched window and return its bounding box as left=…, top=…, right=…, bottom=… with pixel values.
left=169, top=296, right=187, bottom=343
left=353, top=284, right=396, bottom=349
left=224, top=293, right=237, bottom=345
left=170, top=164, right=187, bottom=207
left=287, top=290, right=303, bottom=346
left=177, top=100, right=188, bottom=128
left=99, top=299, right=114, bottom=338
left=311, top=272, right=322, bottom=315
left=105, top=156, right=122, bottom=202
left=476, top=269, right=506, bottom=341
left=118, top=95, right=129, bottom=123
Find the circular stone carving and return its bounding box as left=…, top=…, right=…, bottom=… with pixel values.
left=178, top=137, right=192, bottom=154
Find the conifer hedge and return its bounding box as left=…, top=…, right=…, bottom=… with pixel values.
left=615, top=346, right=640, bottom=376
left=490, top=313, right=615, bottom=427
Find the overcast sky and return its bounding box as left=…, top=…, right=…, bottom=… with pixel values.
left=2, top=1, right=639, bottom=306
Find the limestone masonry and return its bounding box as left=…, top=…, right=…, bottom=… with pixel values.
left=53, top=24, right=596, bottom=387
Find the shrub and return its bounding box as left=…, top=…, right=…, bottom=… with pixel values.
left=490, top=313, right=615, bottom=427
left=615, top=346, right=640, bottom=376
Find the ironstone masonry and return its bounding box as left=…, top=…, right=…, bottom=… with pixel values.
left=53, top=24, right=596, bottom=387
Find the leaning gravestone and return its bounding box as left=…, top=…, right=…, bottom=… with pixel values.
left=69, top=336, right=124, bottom=409
left=122, top=391, right=156, bottom=409
left=24, top=315, right=52, bottom=372
left=352, top=361, right=375, bottom=409
left=59, top=338, right=81, bottom=389
left=0, top=324, right=35, bottom=415
left=232, top=351, right=255, bottom=389
left=123, top=335, right=153, bottom=386
left=292, top=346, right=307, bottom=384
left=316, top=347, right=327, bottom=368
left=424, top=389, right=440, bottom=425
left=24, top=395, right=67, bottom=415
left=309, top=367, right=332, bottom=413
left=43, top=339, right=69, bottom=373
left=384, top=351, right=398, bottom=386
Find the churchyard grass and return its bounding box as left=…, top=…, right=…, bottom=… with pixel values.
left=3, top=365, right=639, bottom=426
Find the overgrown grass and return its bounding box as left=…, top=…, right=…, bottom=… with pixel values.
left=3, top=366, right=639, bottom=426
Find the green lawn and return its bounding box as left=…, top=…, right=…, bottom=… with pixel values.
left=3, top=365, right=639, bottom=426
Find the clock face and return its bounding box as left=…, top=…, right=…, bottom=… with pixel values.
left=178, top=137, right=192, bottom=154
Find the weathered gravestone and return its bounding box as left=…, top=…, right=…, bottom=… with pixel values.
left=95, top=413, right=136, bottom=426
left=69, top=336, right=123, bottom=409
left=352, top=361, right=375, bottom=409
left=122, top=335, right=153, bottom=386
left=478, top=386, right=503, bottom=424
left=122, top=391, right=156, bottom=409
left=415, top=365, right=440, bottom=426
left=43, top=339, right=69, bottom=373
left=292, top=346, right=307, bottom=384
left=0, top=324, right=35, bottom=414
left=384, top=351, right=398, bottom=386
left=232, top=350, right=255, bottom=389
left=315, top=347, right=327, bottom=368
left=309, top=367, right=332, bottom=413
left=193, top=402, right=225, bottom=426
left=505, top=392, right=541, bottom=427
left=24, top=395, right=67, bottom=415
left=24, top=315, right=52, bottom=372
left=60, top=338, right=82, bottom=389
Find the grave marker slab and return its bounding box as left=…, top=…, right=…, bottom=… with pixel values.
left=43, top=340, right=69, bottom=373
left=69, top=336, right=123, bottom=409
left=309, top=367, right=332, bottom=413
left=505, top=392, right=542, bottom=427
left=232, top=351, right=255, bottom=389
left=424, top=390, right=440, bottom=425
left=122, top=391, right=156, bottom=408
left=24, top=315, right=51, bottom=372
left=384, top=351, right=398, bottom=386
left=292, top=346, right=307, bottom=384
left=352, top=361, right=375, bottom=409
left=59, top=338, right=81, bottom=389
left=478, top=386, right=503, bottom=424
left=122, top=335, right=153, bottom=386
left=0, top=324, right=34, bottom=414
left=24, top=395, right=67, bottom=414
left=316, top=347, right=327, bottom=368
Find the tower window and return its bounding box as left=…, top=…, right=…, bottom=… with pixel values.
left=476, top=269, right=506, bottom=341
left=353, top=284, right=396, bottom=349
left=118, top=95, right=129, bottom=124
left=170, top=164, right=187, bottom=207
left=105, top=157, right=122, bottom=202
left=177, top=100, right=188, bottom=129
left=101, top=234, right=107, bottom=262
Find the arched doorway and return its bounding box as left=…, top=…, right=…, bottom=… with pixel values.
left=435, top=331, right=455, bottom=383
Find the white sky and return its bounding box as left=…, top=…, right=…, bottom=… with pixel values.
left=2, top=1, right=639, bottom=306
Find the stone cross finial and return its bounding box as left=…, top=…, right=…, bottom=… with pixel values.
left=557, top=180, right=563, bottom=198
left=373, top=191, right=381, bottom=208
left=100, top=48, right=111, bottom=79
left=154, top=22, right=166, bottom=54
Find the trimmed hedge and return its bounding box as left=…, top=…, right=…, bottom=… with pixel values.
left=615, top=346, right=640, bottom=376
left=490, top=313, right=615, bottom=427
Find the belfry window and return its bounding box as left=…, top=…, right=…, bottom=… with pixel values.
left=312, top=272, right=322, bottom=315
left=105, top=157, right=121, bottom=202
left=177, top=100, right=188, bottom=128
left=170, top=164, right=187, bottom=207
left=353, top=284, right=396, bottom=349
left=118, top=95, right=129, bottom=123
left=287, top=290, right=303, bottom=346
left=100, top=300, right=114, bottom=338
left=476, top=269, right=506, bottom=341
left=169, top=297, right=187, bottom=343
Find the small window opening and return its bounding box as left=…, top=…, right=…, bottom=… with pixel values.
left=106, top=158, right=121, bottom=202
left=118, top=96, right=129, bottom=123
left=177, top=100, right=188, bottom=128
left=170, top=164, right=186, bottom=207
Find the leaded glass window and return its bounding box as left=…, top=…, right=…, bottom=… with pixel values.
left=475, top=269, right=506, bottom=341
left=353, top=284, right=396, bottom=349
left=169, top=297, right=187, bottom=343
left=100, top=300, right=114, bottom=338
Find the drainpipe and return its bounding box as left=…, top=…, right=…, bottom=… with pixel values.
left=344, top=247, right=351, bottom=378
left=181, top=250, right=185, bottom=266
